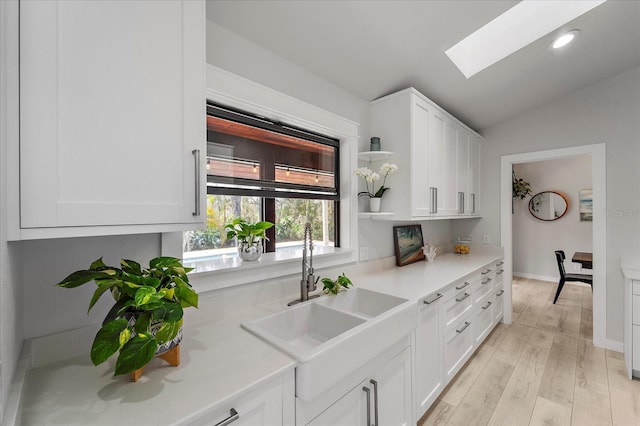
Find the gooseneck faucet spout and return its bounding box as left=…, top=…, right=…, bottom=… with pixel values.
left=288, top=222, right=320, bottom=306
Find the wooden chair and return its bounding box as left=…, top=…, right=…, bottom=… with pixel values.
left=553, top=250, right=593, bottom=304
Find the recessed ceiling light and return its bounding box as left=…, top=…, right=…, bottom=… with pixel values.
left=552, top=29, right=580, bottom=49
left=445, top=0, right=606, bottom=79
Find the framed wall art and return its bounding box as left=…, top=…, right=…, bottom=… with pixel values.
left=393, top=224, right=426, bottom=266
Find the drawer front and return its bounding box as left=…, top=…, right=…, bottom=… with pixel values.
left=633, top=295, right=640, bottom=325
left=474, top=297, right=495, bottom=344
left=494, top=286, right=505, bottom=323
left=634, top=325, right=640, bottom=370
left=443, top=274, right=479, bottom=303
left=475, top=276, right=494, bottom=303
left=494, top=263, right=505, bottom=286
left=444, top=318, right=474, bottom=381
left=443, top=288, right=474, bottom=330
left=633, top=280, right=640, bottom=296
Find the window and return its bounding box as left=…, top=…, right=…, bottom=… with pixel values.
left=184, top=102, right=340, bottom=262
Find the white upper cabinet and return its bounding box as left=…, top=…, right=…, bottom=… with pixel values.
left=15, top=0, right=205, bottom=239
left=370, top=88, right=482, bottom=221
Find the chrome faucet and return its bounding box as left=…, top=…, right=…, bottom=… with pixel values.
left=288, top=222, right=320, bottom=306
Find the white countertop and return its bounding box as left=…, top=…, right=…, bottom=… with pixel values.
left=18, top=250, right=502, bottom=425
left=622, top=256, right=640, bottom=280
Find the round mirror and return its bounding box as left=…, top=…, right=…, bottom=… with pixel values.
left=529, top=191, right=569, bottom=221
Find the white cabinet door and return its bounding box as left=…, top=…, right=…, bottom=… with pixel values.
left=307, top=379, right=369, bottom=426
left=444, top=316, right=475, bottom=383
left=374, top=346, right=413, bottom=426
left=440, top=118, right=459, bottom=215
left=415, top=294, right=444, bottom=419
left=468, top=133, right=481, bottom=215
left=457, top=127, right=469, bottom=215
left=494, top=286, right=505, bottom=323
left=19, top=0, right=205, bottom=236
left=474, top=296, right=495, bottom=345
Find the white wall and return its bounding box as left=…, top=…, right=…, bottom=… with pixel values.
left=512, top=157, right=592, bottom=280
left=453, top=65, right=640, bottom=344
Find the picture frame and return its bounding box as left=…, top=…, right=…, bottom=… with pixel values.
left=393, top=224, right=426, bottom=267
left=579, top=189, right=593, bottom=222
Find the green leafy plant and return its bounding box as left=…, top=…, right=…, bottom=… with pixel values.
left=55, top=256, right=198, bottom=376
left=512, top=171, right=532, bottom=199
left=224, top=217, right=274, bottom=245
left=321, top=273, right=353, bottom=295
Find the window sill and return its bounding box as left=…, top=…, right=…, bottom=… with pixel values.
left=186, top=247, right=356, bottom=293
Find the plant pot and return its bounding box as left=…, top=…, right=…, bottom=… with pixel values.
left=124, top=314, right=183, bottom=355
left=238, top=241, right=262, bottom=261
left=369, top=197, right=382, bottom=213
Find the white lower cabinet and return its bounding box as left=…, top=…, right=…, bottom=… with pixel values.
left=415, top=293, right=444, bottom=419
left=473, top=294, right=495, bottom=345
left=494, top=285, right=505, bottom=323
left=300, top=339, right=413, bottom=426
left=444, top=315, right=475, bottom=382
left=187, top=370, right=294, bottom=426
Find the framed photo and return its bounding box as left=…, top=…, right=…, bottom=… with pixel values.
left=579, top=189, right=593, bottom=222
left=393, top=225, right=426, bottom=267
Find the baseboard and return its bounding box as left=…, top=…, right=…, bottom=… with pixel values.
left=596, top=338, right=623, bottom=353
left=513, top=272, right=557, bottom=282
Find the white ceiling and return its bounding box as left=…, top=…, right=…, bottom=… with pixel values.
left=206, top=0, right=640, bottom=131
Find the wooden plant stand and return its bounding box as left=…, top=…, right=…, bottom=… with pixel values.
left=130, top=344, right=181, bottom=382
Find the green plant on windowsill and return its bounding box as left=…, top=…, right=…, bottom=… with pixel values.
left=321, top=273, right=353, bottom=295
left=224, top=217, right=274, bottom=245
left=55, top=256, right=198, bottom=377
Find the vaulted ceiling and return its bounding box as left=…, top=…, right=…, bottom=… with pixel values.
left=207, top=0, right=640, bottom=131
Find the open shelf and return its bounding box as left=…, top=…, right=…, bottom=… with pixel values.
left=357, top=151, right=395, bottom=162
left=358, top=212, right=394, bottom=220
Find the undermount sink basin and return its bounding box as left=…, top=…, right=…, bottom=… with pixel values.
left=316, top=288, right=408, bottom=318
left=242, top=288, right=416, bottom=401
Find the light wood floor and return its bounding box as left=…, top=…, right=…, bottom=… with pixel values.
left=418, top=277, right=640, bottom=426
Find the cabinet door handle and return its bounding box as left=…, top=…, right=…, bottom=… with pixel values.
left=496, top=261, right=504, bottom=266
left=496, top=270, right=504, bottom=275
left=458, top=192, right=464, bottom=214
left=214, top=408, right=239, bottom=426
left=424, top=293, right=443, bottom=305
left=456, top=321, right=471, bottom=334
left=496, top=290, right=504, bottom=296
left=430, top=187, right=438, bottom=214
left=482, top=278, right=492, bottom=285
left=455, top=281, right=470, bottom=290
left=363, top=387, right=371, bottom=426
left=455, top=292, right=470, bottom=303
left=471, top=193, right=476, bottom=214
left=481, top=269, right=492, bottom=275
left=482, top=301, right=493, bottom=310
left=370, top=380, right=379, bottom=426
left=192, top=149, right=201, bottom=216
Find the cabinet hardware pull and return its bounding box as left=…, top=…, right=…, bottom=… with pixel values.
left=455, top=292, right=470, bottom=303
left=481, top=269, right=492, bottom=275
left=496, top=270, right=504, bottom=275
left=370, top=379, right=379, bottom=426
left=471, top=193, right=476, bottom=214
left=456, top=321, right=471, bottom=334
left=482, top=278, right=492, bottom=285
left=192, top=149, right=201, bottom=216
left=363, top=387, right=371, bottom=426
left=430, top=187, right=438, bottom=214
left=496, top=261, right=504, bottom=266
left=455, top=281, right=470, bottom=290
left=424, top=293, right=443, bottom=305
left=214, top=408, right=239, bottom=426
left=482, top=301, right=493, bottom=310
left=458, top=192, right=464, bottom=214
left=496, top=290, right=504, bottom=296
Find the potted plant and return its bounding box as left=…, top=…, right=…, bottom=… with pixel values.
left=225, top=218, right=274, bottom=261
left=512, top=171, right=532, bottom=199
left=55, top=256, right=198, bottom=380
left=355, top=162, right=398, bottom=212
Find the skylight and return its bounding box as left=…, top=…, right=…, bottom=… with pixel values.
left=445, top=0, right=606, bottom=79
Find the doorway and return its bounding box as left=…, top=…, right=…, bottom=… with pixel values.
left=500, top=143, right=607, bottom=349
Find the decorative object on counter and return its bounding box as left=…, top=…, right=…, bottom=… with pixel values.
left=370, top=136, right=381, bottom=151
left=393, top=224, right=426, bottom=266
left=55, top=256, right=199, bottom=381
left=423, top=244, right=437, bottom=262
left=529, top=191, right=569, bottom=221
left=355, top=163, right=398, bottom=212
left=225, top=217, right=274, bottom=261
left=579, top=189, right=593, bottom=221
left=321, top=273, right=353, bottom=295
left=454, top=237, right=471, bottom=254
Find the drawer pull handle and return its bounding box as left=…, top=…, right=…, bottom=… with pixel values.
left=214, top=408, right=239, bottom=426
left=192, top=149, right=201, bottom=216
left=496, top=261, right=504, bottom=266
left=482, top=278, right=492, bottom=285
left=456, top=281, right=470, bottom=290
left=424, top=293, right=443, bottom=305
left=363, top=387, right=371, bottom=426
left=482, top=301, right=493, bottom=310
left=455, top=293, right=470, bottom=303
left=430, top=187, right=438, bottom=214
left=370, top=380, right=379, bottom=426
left=496, top=270, right=504, bottom=275
left=481, top=269, right=492, bottom=275
left=456, top=321, right=471, bottom=334
left=496, top=290, right=505, bottom=296
left=471, top=193, right=476, bottom=214
left=458, top=192, right=464, bottom=214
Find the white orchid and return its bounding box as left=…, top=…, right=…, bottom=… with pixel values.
left=355, top=163, right=398, bottom=198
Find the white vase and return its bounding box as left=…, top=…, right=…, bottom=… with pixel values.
left=369, top=197, right=382, bottom=213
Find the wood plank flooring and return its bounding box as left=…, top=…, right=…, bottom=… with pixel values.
left=419, top=277, right=640, bottom=426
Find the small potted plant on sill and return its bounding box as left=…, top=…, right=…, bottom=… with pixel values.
left=355, top=163, right=398, bottom=213
left=225, top=218, right=274, bottom=261
left=55, top=256, right=198, bottom=381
